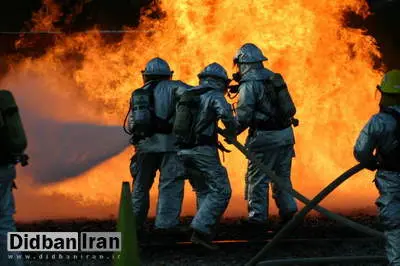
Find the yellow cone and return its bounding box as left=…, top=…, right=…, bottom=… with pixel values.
left=113, top=181, right=140, bottom=266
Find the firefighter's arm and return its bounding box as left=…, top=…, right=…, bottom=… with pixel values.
left=213, top=93, right=238, bottom=140
left=127, top=110, right=135, bottom=133
left=235, top=82, right=256, bottom=134
left=354, top=115, right=382, bottom=170
left=174, top=81, right=192, bottom=98
left=127, top=93, right=135, bottom=133
left=173, top=82, right=193, bottom=118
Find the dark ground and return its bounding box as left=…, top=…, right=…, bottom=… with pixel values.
left=15, top=214, right=387, bottom=265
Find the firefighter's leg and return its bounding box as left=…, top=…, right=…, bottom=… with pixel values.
left=131, top=152, right=160, bottom=229
left=375, top=172, right=400, bottom=265
left=385, top=229, right=400, bottom=266
left=190, top=146, right=231, bottom=236
left=0, top=165, right=23, bottom=266
left=155, top=152, right=185, bottom=229
left=246, top=151, right=274, bottom=223
left=178, top=146, right=231, bottom=237
left=186, top=168, right=208, bottom=211
left=271, top=145, right=298, bottom=220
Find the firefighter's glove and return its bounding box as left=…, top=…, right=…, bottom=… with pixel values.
left=363, top=158, right=379, bottom=171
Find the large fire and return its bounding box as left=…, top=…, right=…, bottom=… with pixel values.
left=2, top=0, right=384, bottom=221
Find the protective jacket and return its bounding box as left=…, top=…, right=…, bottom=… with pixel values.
left=236, top=67, right=295, bottom=151
left=354, top=105, right=400, bottom=266
left=354, top=106, right=400, bottom=171
left=189, top=79, right=237, bottom=145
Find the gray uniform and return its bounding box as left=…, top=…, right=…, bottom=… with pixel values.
left=128, top=79, right=190, bottom=229
left=0, top=165, right=23, bottom=266
left=236, top=65, right=298, bottom=222
left=177, top=77, right=236, bottom=236
left=354, top=105, right=400, bottom=266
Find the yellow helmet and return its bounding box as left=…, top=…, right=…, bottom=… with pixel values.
left=378, top=70, right=400, bottom=94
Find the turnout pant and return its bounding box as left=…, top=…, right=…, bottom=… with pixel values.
left=178, top=145, right=231, bottom=236
left=245, top=144, right=298, bottom=222
left=375, top=171, right=400, bottom=266
left=131, top=152, right=184, bottom=229
left=0, top=165, right=23, bottom=266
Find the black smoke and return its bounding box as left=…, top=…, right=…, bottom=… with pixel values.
left=344, top=0, right=400, bottom=70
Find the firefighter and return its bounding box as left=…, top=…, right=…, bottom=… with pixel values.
left=233, top=43, right=298, bottom=227
left=354, top=70, right=400, bottom=265
left=0, top=89, right=26, bottom=266
left=126, top=57, right=190, bottom=233
left=174, top=63, right=237, bottom=250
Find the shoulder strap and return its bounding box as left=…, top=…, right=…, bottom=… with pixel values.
left=188, top=87, right=215, bottom=136
left=144, top=80, right=161, bottom=105
left=186, top=86, right=213, bottom=97
left=270, top=73, right=287, bottom=91
left=131, top=80, right=160, bottom=100
left=380, top=106, right=400, bottom=137
left=145, top=80, right=161, bottom=91
left=380, top=107, right=400, bottom=122
left=179, top=87, right=213, bottom=105
left=254, top=77, right=277, bottom=116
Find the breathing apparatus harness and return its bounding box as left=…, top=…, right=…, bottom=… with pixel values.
left=123, top=80, right=174, bottom=145
left=376, top=106, right=400, bottom=172
left=0, top=90, right=29, bottom=167
left=173, top=86, right=232, bottom=158
left=229, top=71, right=299, bottom=134
left=256, top=76, right=299, bottom=131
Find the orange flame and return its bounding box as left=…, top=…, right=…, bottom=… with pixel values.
left=30, top=0, right=62, bottom=32
left=6, top=0, right=384, bottom=221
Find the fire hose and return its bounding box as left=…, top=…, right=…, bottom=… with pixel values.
left=256, top=256, right=386, bottom=265
left=216, top=129, right=384, bottom=264
left=245, top=163, right=373, bottom=266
